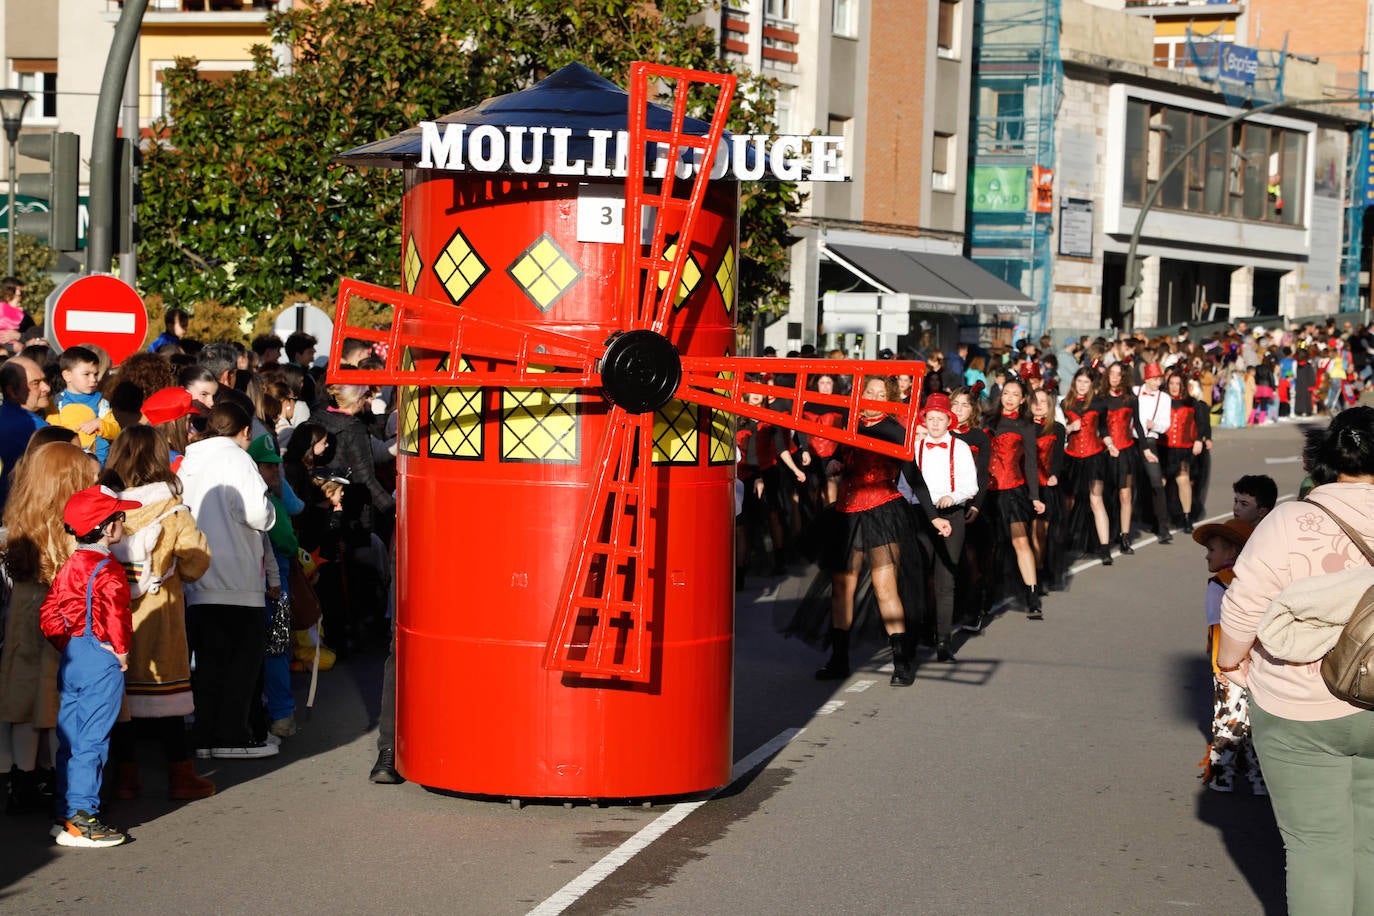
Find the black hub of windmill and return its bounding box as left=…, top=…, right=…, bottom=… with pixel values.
left=600, top=330, right=682, bottom=415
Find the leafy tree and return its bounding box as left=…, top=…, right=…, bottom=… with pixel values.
left=139, top=0, right=799, bottom=322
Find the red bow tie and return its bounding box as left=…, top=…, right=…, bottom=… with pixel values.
left=925, top=440, right=948, bottom=449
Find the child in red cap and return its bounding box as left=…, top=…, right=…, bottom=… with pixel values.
left=39, top=484, right=140, bottom=847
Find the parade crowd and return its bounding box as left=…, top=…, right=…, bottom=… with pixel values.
left=0, top=284, right=1370, bottom=872
left=0, top=295, right=398, bottom=847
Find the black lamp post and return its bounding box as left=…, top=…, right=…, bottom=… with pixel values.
left=0, top=89, right=31, bottom=277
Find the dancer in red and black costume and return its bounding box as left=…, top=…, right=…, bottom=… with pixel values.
left=800, top=373, right=846, bottom=508
left=797, top=376, right=924, bottom=686
left=1060, top=368, right=1115, bottom=565
left=949, top=386, right=992, bottom=631
left=1135, top=362, right=1174, bottom=544
left=985, top=378, right=1046, bottom=618
left=736, top=380, right=806, bottom=579
left=1163, top=372, right=1211, bottom=534
left=1030, top=387, right=1066, bottom=593
left=1100, top=361, right=1142, bottom=556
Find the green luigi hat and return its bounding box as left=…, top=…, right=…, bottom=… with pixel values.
left=248, top=434, right=282, bottom=465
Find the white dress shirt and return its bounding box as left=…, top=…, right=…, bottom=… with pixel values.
left=901, top=434, right=978, bottom=507
left=1134, top=385, right=1172, bottom=438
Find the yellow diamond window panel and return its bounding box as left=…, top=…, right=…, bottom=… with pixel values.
left=398, top=385, right=422, bottom=456
left=507, top=233, right=582, bottom=313
left=708, top=408, right=735, bottom=465
left=657, top=242, right=704, bottom=311
left=433, top=226, right=489, bottom=306
left=714, top=245, right=736, bottom=317
left=403, top=234, right=423, bottom=295
left=429, top=385, right=484, bottom=460
left=501, top=387, right=580, bottom=463
left=652, top=399, right=699, bottom=465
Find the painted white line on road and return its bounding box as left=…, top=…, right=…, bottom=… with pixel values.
left=816, top=700, right=845, bottom=716
left=65, top=310, right=136, bottom=334
left=527, top=727, right=804, bottom=916
left=1265, top=456, right=1301, bottom=464
left=846, top=679, right=876, bottom=693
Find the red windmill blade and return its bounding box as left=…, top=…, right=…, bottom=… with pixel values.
left=543, top=63, right=735, bottom=680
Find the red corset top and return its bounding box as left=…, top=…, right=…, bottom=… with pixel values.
left=989, top=430, right=1026, bottom=490
left=803, top=408, right=844, bottom=458
left=1165, top=401, right=1198, bottom=448
left=1036, top=430, right=1056, bottom=487
left=837, top=444, right=903, bottom=513
left=1106, top=403, right=1136, bottom=445
left=1064, top=402, right=1105, bottom=458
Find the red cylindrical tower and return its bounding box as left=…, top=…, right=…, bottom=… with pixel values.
left=340, top=66, right=739, bottom=798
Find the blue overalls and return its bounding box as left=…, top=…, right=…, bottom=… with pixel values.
left=55, top=558, right=125, bottom=819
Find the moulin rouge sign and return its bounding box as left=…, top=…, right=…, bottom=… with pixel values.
left=417, top=121, right=846, bottom=181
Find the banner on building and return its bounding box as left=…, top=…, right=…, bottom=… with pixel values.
left=1032, top=166, right=1054, bottom=214
left=1218, top=44, right=1259, bottom=85
left=972, top=166, right=1028, bottom=212
left=1058, top=198, right=1093, bottom=259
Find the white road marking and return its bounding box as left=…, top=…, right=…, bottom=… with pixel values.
left=64, top=310, right=137, bottom=334
left=845, top=679, right=876, bottom=693
left=1265, top=456, right=1301, bottom=464
left=528, top=727, right=804, bottom=916
left=816, top=700, right=845, bottom=715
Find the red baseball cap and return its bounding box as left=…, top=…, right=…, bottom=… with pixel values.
left=142, top=387, right=199, bottom=426
left=63, top=485, right=140, bottom=536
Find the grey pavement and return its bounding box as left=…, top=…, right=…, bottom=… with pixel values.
left=0, top=420, right=1308, bottom=914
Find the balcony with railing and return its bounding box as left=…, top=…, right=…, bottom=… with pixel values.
left=110, top=1, right=279, bottom=12
left=1124, top=0, right=1242, bottom=14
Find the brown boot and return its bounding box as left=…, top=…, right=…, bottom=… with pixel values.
left=114, top=762, right=142, bottom=800
left=167, top=760, right=216, bottom=801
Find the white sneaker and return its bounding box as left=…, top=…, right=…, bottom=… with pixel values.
left=210, top=743, right=279, bottom=759
left=264, top=734, right=282, bottom=747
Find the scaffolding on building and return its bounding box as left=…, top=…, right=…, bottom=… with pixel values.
left=968, top=0, right=1062, bottom=335
left=1185, top=25, right=1285, bottom=107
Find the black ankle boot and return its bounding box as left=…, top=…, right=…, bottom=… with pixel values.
left=815, top=628, right=851, bottom=681
left=1035, top=581, right=1048, bottom=597
left=1026, top=587, right=1044, bottom=620
left=1098, top=543, right=1113, bottom=566
left=936, top=638, right=955, bottom=663
left=1183, top=517, right=1194, bottom=534
left=1118, top=532, right=1135, bottom=555
left=889, top=633, right=916, bottom=686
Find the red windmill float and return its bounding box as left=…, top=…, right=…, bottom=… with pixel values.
left=328, top=62, right=925, bottom=800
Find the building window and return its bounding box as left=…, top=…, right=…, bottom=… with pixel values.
left=774, top=86, right=795, bottom=136
left=937, top=1, right=960, bottom=57
left=765, top=0, right=794, bottom=21
left=827, top=115, right=852, bottom=178
left=12, top=62, right=57, bottom=120
left=932, top=132, right=956, bottom=191
left=833, top=0, right=857, bottom=38
left=1121, top=98, right=1305, bottom=226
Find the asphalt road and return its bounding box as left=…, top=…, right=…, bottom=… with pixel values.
left=0, top=419, right=1308, bottom=914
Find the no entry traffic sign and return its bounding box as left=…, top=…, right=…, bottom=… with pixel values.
left=46, top=274, right=149, bottom=366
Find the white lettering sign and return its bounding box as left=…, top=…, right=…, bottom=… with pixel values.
left=415, top=123, right=845, bottom=182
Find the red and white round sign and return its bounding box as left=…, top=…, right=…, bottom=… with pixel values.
left=46, top=274, right=149, bottom=366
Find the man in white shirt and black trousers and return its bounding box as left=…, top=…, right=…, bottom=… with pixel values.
left=901, top=392, right=979, bottom=662
left=1134, top=362, right=1174, bottom=544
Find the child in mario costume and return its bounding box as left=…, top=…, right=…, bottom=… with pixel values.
left=39, top=484, right=141, bottom=847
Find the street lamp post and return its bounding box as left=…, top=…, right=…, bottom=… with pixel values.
left=0, top=89, right=31, bottom=277
left=1121, top=94, right=1374, bottom=330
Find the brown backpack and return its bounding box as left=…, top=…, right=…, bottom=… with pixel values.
left=1301, top=497, right=1374, bottom=710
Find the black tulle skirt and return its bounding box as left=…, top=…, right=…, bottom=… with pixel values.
left=1037, top=484, right=1070, bottom=588
left=1164, top=445, right=1198, bottom=479
left=1062, top=451, right=1108, bottom=498
left=988, top=485, right=1034, bottom=527
left=1106, top=442, right=1142, bottom=489
left=781, top=500, right=925, bottom=647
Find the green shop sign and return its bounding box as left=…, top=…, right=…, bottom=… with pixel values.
left=972, top=166, right=1027, bottom=213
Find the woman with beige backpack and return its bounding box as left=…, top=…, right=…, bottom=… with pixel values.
left=1218, top=406, right=1374, bottom=914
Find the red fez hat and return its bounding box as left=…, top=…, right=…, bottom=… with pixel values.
left=142, top=387, right=198, bottom=426
left=63, top=485, right=140, bottom=537
left=922, top=392, right=958, bottom=424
